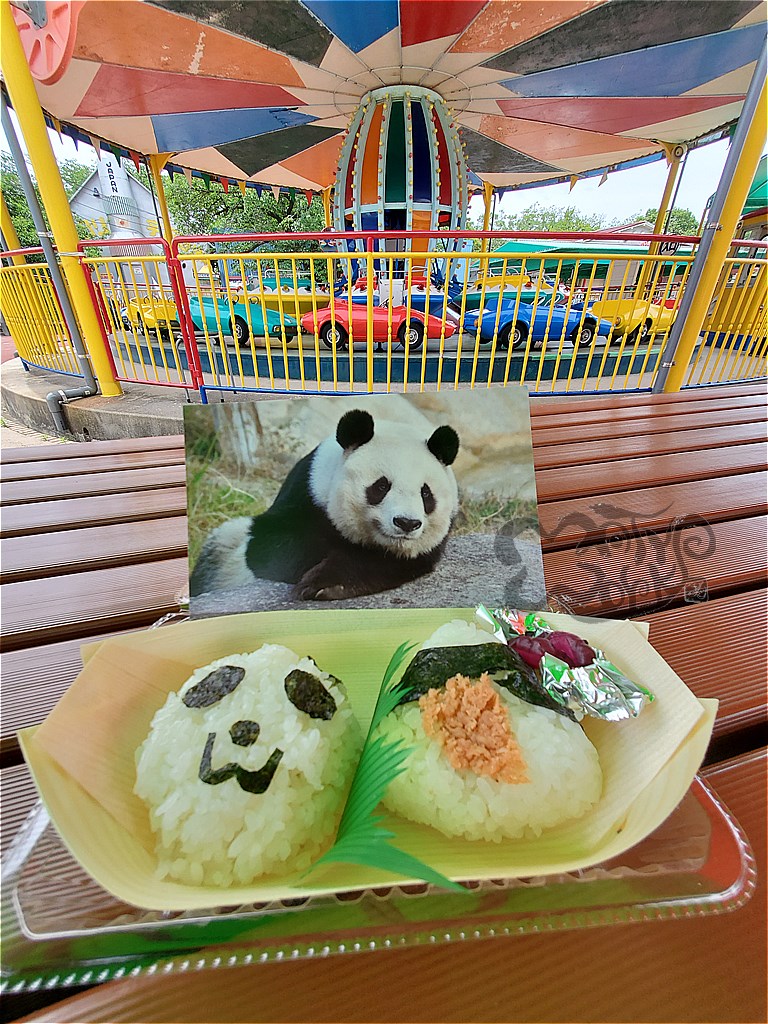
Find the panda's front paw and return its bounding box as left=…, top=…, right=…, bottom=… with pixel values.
left=314, top=583, right=349, bottom=601
left=294, top=562, right=338, bottom=601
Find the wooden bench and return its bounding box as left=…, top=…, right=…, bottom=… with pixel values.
left=3, top=748, right=763, bottom=1023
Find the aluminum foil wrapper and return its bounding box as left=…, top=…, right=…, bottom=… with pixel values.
left=476, top=605, right=654, bottom=722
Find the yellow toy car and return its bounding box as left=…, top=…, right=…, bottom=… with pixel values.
left=120, top=295, right=179, bottom=338
left=585, top=298, right=676, bottom=341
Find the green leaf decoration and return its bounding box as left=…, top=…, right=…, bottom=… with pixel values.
left=308, top=641, right=466, bottom=893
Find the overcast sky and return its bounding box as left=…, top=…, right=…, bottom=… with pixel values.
left=2, top=114, right=757, bottom=228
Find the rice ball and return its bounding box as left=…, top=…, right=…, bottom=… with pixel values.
left=377, top=622, right=602, bottom=842
left=135, top=645, right=362, bottom=886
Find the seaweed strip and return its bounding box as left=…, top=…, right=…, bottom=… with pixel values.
left=396, top=644, right=575, bottom=720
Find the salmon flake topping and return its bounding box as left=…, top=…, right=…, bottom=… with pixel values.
left=419, top=672, right=528, bottom=783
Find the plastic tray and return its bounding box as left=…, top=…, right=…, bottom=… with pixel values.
left=0, top=776, right=756, bottom=994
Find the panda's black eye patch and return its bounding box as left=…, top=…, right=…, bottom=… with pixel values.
left=183, top=665, right=245, bottom=708
left=366, top=476, right=391, bottom=506
left=421, top=483, right=436, bottom=515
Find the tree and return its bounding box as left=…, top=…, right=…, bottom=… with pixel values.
left=640, top=207, right=699, bottom=235
left=1, top=153, right=97, bottom=254
left=466, top=203, right=613, bottom=250
left=160, top=173, right=325, bottom=240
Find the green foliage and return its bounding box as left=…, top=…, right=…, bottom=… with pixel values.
left=309, top=642, right=466, bottom=892
left=467, top=203, right=612, bottom=250
left=1, top=152, right=39, bottom=250
left=641, top=206, right=699, bottom=235
left=161, top=173, right=325, bottom=241
left=1, top=152, right=98, bottom=255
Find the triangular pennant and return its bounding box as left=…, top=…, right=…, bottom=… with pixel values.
left=569, top=175, right=579, bottom=192
left=221, top=177, right=229, bottom=193
left=272, top=185, right=281, bottom=202
left=201, top=172, right=211, bottom=190
left=110, top=144, right=122, bottom=163
left=305, top=190, right=313, bottom=206
left=167, top=165, right=174, bottom=181
left=289, top=187, right=296, bottom=199
left=130, top=151, right=141, bottom=172
left=599, top=168, right=609, bottom=187
left=254, top=183, right=263, bottom=197
left=50, top=116, right=63, bottom=141
left=89, top=136, right=101, bottom=158
left=238, top=181, right=247, bottom=196
left=183, top=168, right=193, bottom=185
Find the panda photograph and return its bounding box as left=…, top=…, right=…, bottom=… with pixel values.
left=185, top=388, right=546, bottom=617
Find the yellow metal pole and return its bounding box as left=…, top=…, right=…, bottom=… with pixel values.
left=322, top=187, right=332, bottom=228
left=147, top=154, right=174, bottom=239
left=0, top=192, right=25, bottom=263
left=480, top=181, right=494, bottom=256
left=662, top=72, right=767, bottom=392
left=635, top=146, right=683, bottom=297
left=0, top=0, right=122, bottom=395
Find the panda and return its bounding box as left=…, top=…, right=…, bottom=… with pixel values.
left=190, top=408, right=460, bottom=601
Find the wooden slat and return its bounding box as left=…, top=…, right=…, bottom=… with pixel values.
left=15, top=752, right=764, bottom=1024
left=542, top=515, right=768, bottom=615
left=0, top=434, right=184, bottom=464
left=1, top=464, right=188, bottom=505
left=0, top=517, right=188, bottom=583
left=531, top=404, right=768, bottom=446
left=1, top=632, right=127, bottom=764
left=0, top=558, right=189, bottom=651
left=537, top=472, right=768, bottom=550
left=644, top=591, right=768, bottom=739
left=530, top=392, right=767, bottom=429
left=532, top=422, right=766, bottom=469
left=530, top=381, right=767, bottom=416
left=0, top=448, right=185, bottom=483
left=0, top=488, right=187, bottom=537
left=535, top=442, right=767, bottom=502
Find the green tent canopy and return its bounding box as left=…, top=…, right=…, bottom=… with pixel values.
left=487, top=240, right=693, bottom=282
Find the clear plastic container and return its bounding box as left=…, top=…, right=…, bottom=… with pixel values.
left=0, top=776, right=756, bottom=994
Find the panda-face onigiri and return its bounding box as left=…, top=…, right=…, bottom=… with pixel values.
left=190, top=408, right=460, bottom=601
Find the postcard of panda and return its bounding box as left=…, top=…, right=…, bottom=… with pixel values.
left=185, top=388, right=547, bottom=617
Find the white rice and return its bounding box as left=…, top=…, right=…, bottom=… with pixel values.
left=378, top=620, right=602, bottom=842
left=135, top=645, right=362, bottom=886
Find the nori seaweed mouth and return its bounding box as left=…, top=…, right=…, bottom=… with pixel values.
left=395, top=643, right=575, bottom=720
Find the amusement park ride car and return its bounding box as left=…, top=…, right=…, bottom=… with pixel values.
left=300, top=301, right=456, bottom=350
left=462, top=296, right=612, bottom=349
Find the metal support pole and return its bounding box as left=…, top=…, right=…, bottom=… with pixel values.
left=0, top=0, right=121, bottom=395
left=480, top=181, right=494, bottom=255
left=634, top=146, right=685, bottom=298
left=1, top=93, right=99, bottom=425
left=147, top=153, right=174, bottom=239
left=654, top=46, right=767, bottom=392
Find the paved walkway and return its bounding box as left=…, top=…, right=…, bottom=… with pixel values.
left=0, top=416, right=75, bottom=449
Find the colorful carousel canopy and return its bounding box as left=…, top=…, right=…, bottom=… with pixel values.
left=8, top=0, right=766, bottom=193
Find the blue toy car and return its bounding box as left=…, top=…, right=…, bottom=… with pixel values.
left=463, top=296, right=612, bottom=349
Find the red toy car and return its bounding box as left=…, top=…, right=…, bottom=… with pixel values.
left=300, top=301, right=456, bottom=350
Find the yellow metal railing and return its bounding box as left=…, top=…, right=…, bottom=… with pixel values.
left=685, top=243, right=767, bottom=385
left=161, top=240, right=696, bottom=396
left=78, top=240, right=200, bottom=391
left=0, top=256, right=84, bottom=377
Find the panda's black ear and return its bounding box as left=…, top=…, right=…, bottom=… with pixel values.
left=427, top=425, right=459, bottom=466
left=336, top=409, right=375, bottom=452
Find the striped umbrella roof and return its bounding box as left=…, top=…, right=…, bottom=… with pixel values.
left=11, top=0, right=766, bottom=192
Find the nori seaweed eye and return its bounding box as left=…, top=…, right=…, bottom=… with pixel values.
left=183, top=665, right=245, bottom=708
left=285, top=669, right=337, bottom=720
left=230, top=720, right=260, bottom=746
